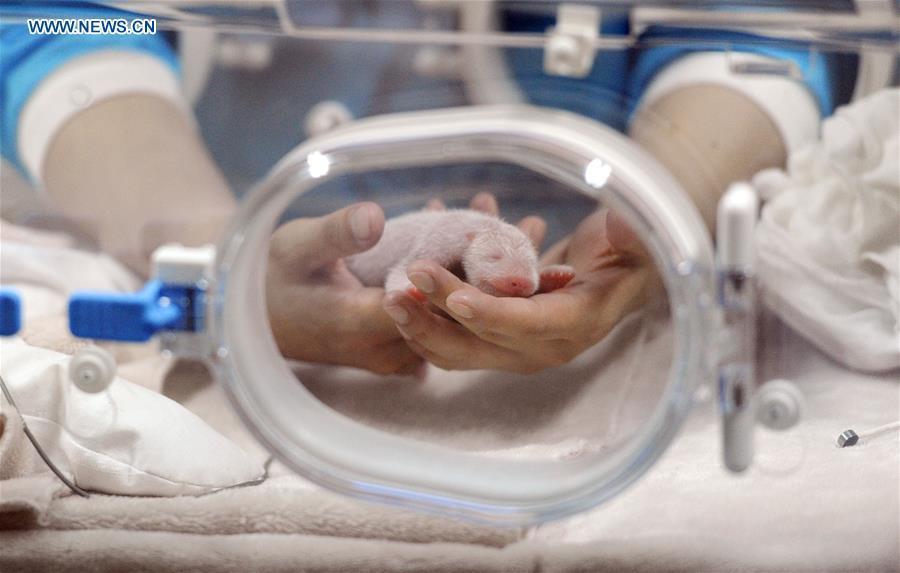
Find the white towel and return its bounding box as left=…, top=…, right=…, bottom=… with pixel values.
left=754, top=88, right=900, bottom=373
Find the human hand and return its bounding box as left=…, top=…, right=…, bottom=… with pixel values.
left=381, top=207, right=660, bottom=374
left=266, top=202, right=425, bottom=376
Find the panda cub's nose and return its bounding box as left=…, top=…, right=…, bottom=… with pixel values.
left=488, top=276, right=535, bottom=297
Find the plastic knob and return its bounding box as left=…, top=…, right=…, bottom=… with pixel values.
left=757, top=379, right=804, bottom=431
left=305, top=101, right=353, bottom=137
left=70, top=346, right=117, bottom=393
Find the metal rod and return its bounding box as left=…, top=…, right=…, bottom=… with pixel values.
left=2, top=9, right=896, bottom=52
left=633, top=7, right=900, bottom=34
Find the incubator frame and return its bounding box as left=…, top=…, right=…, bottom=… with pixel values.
left=207, top=105, right=717, bottom=525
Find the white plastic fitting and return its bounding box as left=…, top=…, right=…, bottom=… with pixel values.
left=717, top=182, right=759, bottom=269
left=757, top=379, right=805, bottom=431
left=69, top=346, right=117, bottom=393
left=216, top=36, right=274, bottom=71
left=304, top=101, right=354, bottom=137
left=413, top=46, right=462, bottom=79
left=152, top=244, right=216, bottom=286
left=543, top=4, right=600, bottom=78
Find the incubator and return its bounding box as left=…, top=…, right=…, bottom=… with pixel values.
left=0, top=0, right=898, bottom=561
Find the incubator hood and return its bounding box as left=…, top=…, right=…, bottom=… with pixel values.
left=2, top=0, right=891, bottom=525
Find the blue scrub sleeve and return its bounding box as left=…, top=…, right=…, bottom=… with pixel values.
left=627, top=26, right=837, bottom=119
left=0, top=5, right=180, bottom=173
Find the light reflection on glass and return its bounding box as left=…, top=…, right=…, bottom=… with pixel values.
left=307, top=151, right=331, bottom=179
left=585, top=158, right=612, bottom=189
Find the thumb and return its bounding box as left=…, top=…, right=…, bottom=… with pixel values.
left=269, top=202, right=384, bottom=273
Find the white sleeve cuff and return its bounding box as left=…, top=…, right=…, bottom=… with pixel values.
left=634, top=51, right=821, bottom=155
left=17, top=50, right=188, bottom=184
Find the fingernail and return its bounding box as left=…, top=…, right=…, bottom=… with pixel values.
left=408, top=271, right=435, bottom=294
left=384, top=303, right=409, bottom=325
left=349, top=204, right=375, bottom=245
left=446, top=296, right=474, bottom=319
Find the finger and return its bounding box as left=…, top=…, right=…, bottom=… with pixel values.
left=383, top=291, right=465, bottom=368
left=469, top=192, right=499, bottom=216
left=400, top=323, right=519, bottom=373
left=564, top=209, right=619, bottom=271
left=405, top=260, right=476, bottom=318
left=606, top=209, right=649, bottom=260
left=425, top=198, right=445, bottom=211
left=539, top=235, right=571, bottom=266
left=269, top=202, right=384, bottom=273
left=385, top=272, right=514, bottom=358
left=402, top=260, right=549, bottom=340
left=386, top=294, right=488, bottom=366
left=517, top=215, right=546, bottom=249
left=444, top=287, right=584, bottom=341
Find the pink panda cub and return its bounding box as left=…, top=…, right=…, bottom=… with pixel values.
left=346, top=207, right=575, bottom=298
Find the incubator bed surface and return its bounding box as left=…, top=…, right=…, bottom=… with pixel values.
left=1, top=303, right=897, bottom=572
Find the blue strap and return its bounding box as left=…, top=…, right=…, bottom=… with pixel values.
left=68, top=280, right=187, bottom=342
left=0, top=288, right=22, bottom=336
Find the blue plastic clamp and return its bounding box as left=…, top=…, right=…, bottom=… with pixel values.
left=0, top=288, right=22, bottom=336
left=68, top=280, right=205, bottom=342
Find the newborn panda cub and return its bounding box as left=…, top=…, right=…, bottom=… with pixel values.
left=346, top=208, right=575, bottom=298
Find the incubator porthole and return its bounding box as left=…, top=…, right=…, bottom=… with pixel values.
left=207, top=104, right=715, bottom=525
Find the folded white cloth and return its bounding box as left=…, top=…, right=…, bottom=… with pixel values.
left=754, top=88, right=900, bottom=373
left=0, top=340, right=265, bottom=496
left=0, top=220, right=264, bottom=496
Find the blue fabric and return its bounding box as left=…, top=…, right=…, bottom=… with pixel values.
left=499, top=8, right=839, bottom=128
left=501, top=9, right=632, bottom=131
left=627, top=26, right=837, bottom=118
left=0, top=2, right=179, bottom=174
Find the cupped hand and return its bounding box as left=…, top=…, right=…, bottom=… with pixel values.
left=266, top=202, right=424, bottom=376
left=381, top=208, right=661, bottom=374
